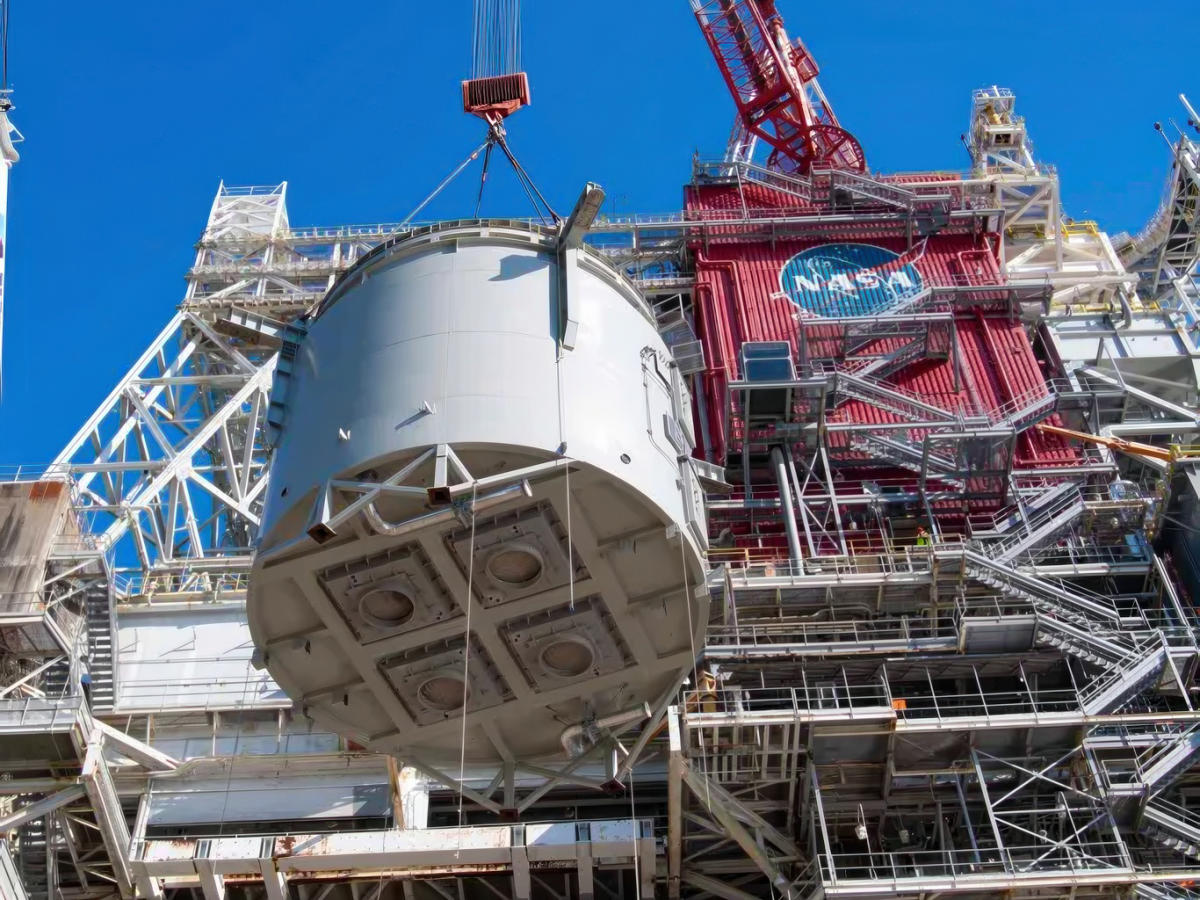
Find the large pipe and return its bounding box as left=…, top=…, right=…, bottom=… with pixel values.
left=363, top=480, right=533, bottom=537
left=560, top=702, right=652, bottom=758
left=770, top=446, right=803, bottom=563
left=0, top=110, right=20, bottom=163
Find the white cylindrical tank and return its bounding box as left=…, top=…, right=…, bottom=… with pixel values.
left=248, top=222, right=709, bottom=766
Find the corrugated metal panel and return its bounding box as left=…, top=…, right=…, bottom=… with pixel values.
left=690, top=234, right=1009, bottom=460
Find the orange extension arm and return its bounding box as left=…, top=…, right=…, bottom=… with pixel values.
left=1036, top=423, right=1174, bottom=463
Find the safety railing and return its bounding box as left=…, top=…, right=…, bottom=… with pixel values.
left=718, top=543, right=943, bottom=584
left=983, top=484, right=1085, bottom=560
left=114, top=667, right=288, bottom=714
left=0, top=463, right=73, bottom=483
left=1020, top=536, right=1154, bottom=573
left=682, top=680, right=1084, bottom=726
left=1091, top=721, right=1200, bottom=794
left=893, top=685, right=1081, bottom=721
left=984, top=379, right=1072, bottom=429
left=682, top=682, right=893, bottom=720
left=1144, top=795, right=1200, bottom=842
left=0, top=840, right=25, bottom=900
left=954, top=595, right=1037, bottom=621
left=113, top=570, right=250, bottom=603
left=816, top=841, right=1130, bottom=884
left=705, top=615, right=958, bottom=651
left=0, top=695, right=85, bottom=733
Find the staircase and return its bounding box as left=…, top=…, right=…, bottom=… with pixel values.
left=84, top=581, right=117, bottom=713
left=15, top=815, right=50, bottom=900
left=1141, top=797, right=1200, bottom=861
left=971, top=480, right=1079, bottom=539
left=987, top=484, right=1087, bottom=563
left=847, top=334, right=929, bottom=381
left=1140, top=724, right=1200, bottom=792
left=987, top=383, right=1058, bottom=431
left=833, top=371, right=973, bottom=424
left=960, top=550, right=1167, bottom=714
left=963, top=550, right=1122, bottom=627
left=39, top=657, right=71, bottom=701
left=0, top=840, right=28, bottom=900
left=849, top=430, right=964, bottom=484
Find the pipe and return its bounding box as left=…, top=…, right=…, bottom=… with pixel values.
left=363, top=480, right=532, bottom=537
left=770, top=446, right=803, bottom=562
left=560, top=702, right=651, bottom=758
left=0, top=110, right=19, bottom=163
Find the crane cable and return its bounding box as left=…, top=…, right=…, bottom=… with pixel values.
left=471, top=0, right=521, bottom=79
left=1, top=0, right=10, bottom=94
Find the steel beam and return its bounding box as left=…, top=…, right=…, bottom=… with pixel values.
left=0, top=785, right=86, bottom=830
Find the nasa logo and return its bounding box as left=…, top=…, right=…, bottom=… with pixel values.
left=778, top=243, right=924, bottom=318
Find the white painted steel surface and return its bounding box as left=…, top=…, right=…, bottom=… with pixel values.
left=249, top=223, right=708, bottom=764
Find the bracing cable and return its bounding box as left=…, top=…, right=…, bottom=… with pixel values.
left=496, top=132, right=559, bottom=223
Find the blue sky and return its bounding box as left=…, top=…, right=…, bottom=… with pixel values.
left=0, top=1, right=1191, bottom=463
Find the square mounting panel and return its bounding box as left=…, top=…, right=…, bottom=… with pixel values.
left=379, top=635, right=509, bottom=726
left=500, top=596, right=633, bottom=692
left=319, top=543, right=460, bottom=644
left=447, top=502, right=587, bottom=608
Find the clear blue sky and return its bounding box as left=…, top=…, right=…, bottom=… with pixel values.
left=0, top=1, right=1191, bottom=463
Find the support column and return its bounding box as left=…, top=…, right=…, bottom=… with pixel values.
left=576, top=823, right=594, bottom=900
left=668, top=706, right=684, bottom=900
left=195, top=859, right=226, bottom=900
left=770, top=446, right=803, bottom=562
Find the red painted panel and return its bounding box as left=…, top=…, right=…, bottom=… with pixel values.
left=685, top=184, right=1079, bottom=559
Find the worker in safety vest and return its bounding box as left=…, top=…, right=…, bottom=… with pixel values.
left=915, top=526, right=930, bottom=547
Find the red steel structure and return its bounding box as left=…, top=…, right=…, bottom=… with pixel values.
left=690, top=0, right=866, bottom=173
left=684, top=170, right=1086, bottom=563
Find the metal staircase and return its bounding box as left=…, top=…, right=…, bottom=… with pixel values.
left=987, top=382, right=1059, bottom=431
left=962, top=550, right=1122, bottom=626
left=961, top=550, right=1166, bottom=713
left=971, top=480, right=1079, bottom=538
left=849, top=430, right=964, bottom=484
left=39, top=656, right=71, bottom=700
left=847, top=333, right=930, bottom=381
left=0, top=840, right=28, bottom=900
left=84, top=582, right=116, bottom=713
left=15, top=815, right=50, bottom=900
left=1034, top=615, right=1165, bottom=714
left=987, top=483, right=1087, bottom=562
left=1139, top=723, right=1200, bottom=792
left=1141, top=797, right=1200, bottom=861
left=832, top=371, right=973, bottom=424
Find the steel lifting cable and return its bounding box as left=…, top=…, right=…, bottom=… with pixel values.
left=472, top=0, right=521, bottom=78
left=495, top=131, right=559, bottom=224
left=454, top=481, right=479, bottom=857
left=473, top=141, right=495, bottom=218
left=391, top=139, right=489, bottom=234
left=679, top=529, right=711, bottom=812
left=1, top=0, right=9, bottom=92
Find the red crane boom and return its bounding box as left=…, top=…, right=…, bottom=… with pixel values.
left=691, top=0, right=865, bottom=174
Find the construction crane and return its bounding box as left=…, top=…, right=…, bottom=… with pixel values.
left=0, top=0, right=18, bottom=393
left=690, top=0, right=865, bottom=174
left=1037, top=423, right=1176, bottom=463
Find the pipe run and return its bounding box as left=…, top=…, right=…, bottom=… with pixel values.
left=560, top=703, right=652, bottom=758
left=770, top=446, right=803, bottom=562
left=363, top=480, right=533, bottom=537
